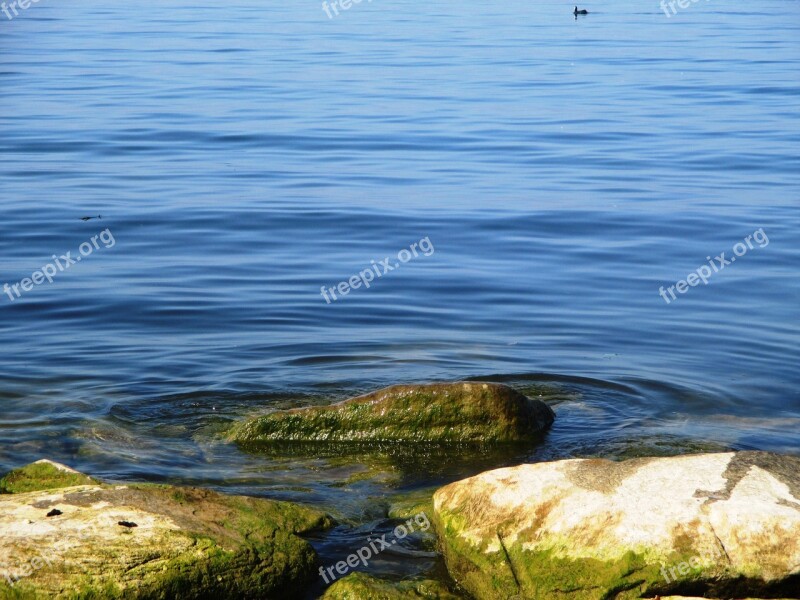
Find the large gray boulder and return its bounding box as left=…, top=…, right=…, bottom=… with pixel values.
left=433, top=452, right=800, bottom=599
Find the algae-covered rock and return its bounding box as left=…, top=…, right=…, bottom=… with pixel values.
left=387, top=488, right=437, bottom=520
left=321, top=572, right=462, bottom=599
left=229, top=382, right=555, bottom=445
left=0, top=459, right=98, bottom=494
left=0, top=460, right=332, bottom=599
left=433, top=451, right=800, bottom=599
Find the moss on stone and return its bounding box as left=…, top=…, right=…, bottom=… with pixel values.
left=321, top=573, right=462, bottom=599
left=229, top=382, right=555, bottom=445
left=435, top=504, right=679, bottom=599
left=387, top=488, right=436, bottom=520
left=432, top=453, right=800, bottom=599
left=433, top=496, right=736, bottom=600
left=0, top=460, right=97, bottom=494
left=0, top=462, right=333, bottom=599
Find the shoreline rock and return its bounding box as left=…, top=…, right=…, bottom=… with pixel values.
left=320, top=572, right=462, bottom=599
left=0, top=460, right=333, bottom=599
left=229, top=382, right=555, bottom=445
left=433, top=451, right=800, bottom=599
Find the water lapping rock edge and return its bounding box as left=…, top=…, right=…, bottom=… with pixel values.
left=228, top=382, right=556, bottom=445
left=5, top=384, right=800, bottom=600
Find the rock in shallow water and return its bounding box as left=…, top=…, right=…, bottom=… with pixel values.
left=0, top=460, right=332, bottom=599
left=228, top=382, right=555, bottom=445
left=321, top=572, right=462, bottom=599
left=433, top=451, right=800, bottom=599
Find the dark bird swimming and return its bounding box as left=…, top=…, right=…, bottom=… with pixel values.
left=574, top=6, right=588, bottom=15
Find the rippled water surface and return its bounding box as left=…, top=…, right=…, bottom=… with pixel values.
left=1, top=0, right=799, bottom=590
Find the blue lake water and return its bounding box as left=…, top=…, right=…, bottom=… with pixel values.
left=1, top=0, right=799, bottom=589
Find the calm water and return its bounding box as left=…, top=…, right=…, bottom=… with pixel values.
left=1, top=0, right=799, bottom=590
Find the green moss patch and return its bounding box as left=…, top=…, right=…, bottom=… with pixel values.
left=321, top=572, right=462, bottom=599
left=387, top=488, right=436, bottom=520
left=0, top=461, right=97, bottom=494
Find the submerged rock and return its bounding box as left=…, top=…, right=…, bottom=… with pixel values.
left=433, top=451, right=800, bottom=599
left=387, top=487, right=438, bottom=520
left=321, top=572, right=462, bottom=599
left=229, top=382, right=555, bottom=445
left=0, top=460, right=332, bottom=599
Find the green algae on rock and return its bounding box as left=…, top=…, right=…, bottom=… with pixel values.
left=387, top=488, right=437, bottom=520
left=433, top=452, right=800, bottom=599
left=0, top=461, right=332, bottom=599
left=321, top=572, right=462, bottom=599
left=0, top=459, right=98, bottom=494
left=229, top=382, right=555, bottom=445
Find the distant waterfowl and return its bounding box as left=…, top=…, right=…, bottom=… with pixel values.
left=574, top=6, right=588, bottom=15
